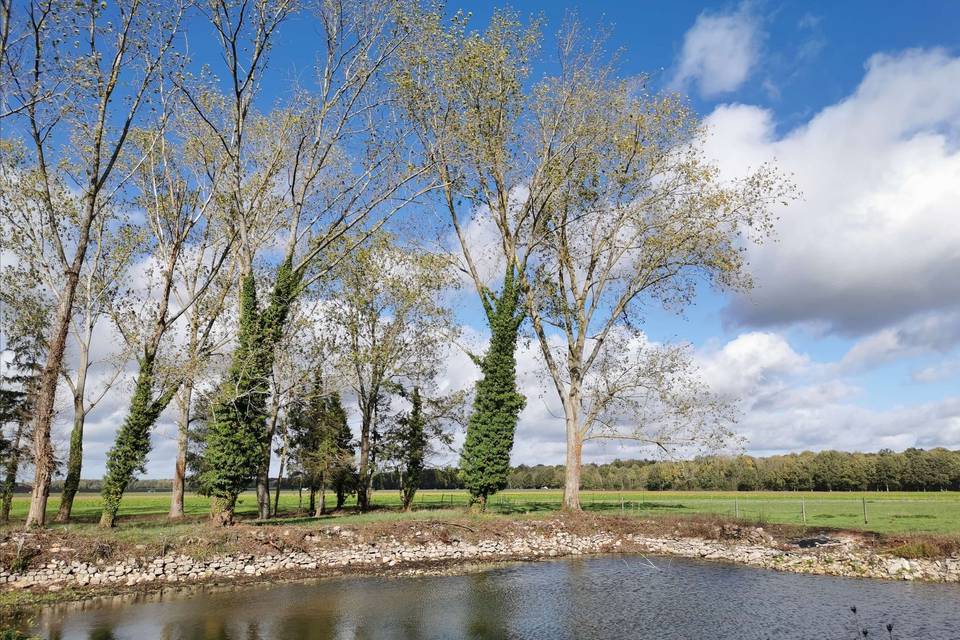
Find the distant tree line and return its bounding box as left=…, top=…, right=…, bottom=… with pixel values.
left=26, top=448, right=960, bottom=495
left=508, top=448, right=960, bottom=492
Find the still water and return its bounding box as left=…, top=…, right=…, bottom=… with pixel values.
left=10, top=555, right=960, bottom=639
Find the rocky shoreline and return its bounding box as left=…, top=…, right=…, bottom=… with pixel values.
left=2, top=520, right=958, bottom=602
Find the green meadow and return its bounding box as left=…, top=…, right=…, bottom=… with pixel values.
left=4, top=489, right=960, bottom=535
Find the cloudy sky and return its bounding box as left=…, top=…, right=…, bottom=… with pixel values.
left=409, top=0, right=960, bottom=469
left=6, top=0, right=960, bottom=478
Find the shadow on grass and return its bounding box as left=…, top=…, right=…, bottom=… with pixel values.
left=485, top=500, right=690, bottom=515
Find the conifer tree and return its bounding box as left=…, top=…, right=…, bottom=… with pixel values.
left=0, top=308, right=45, bottom=523
left=331, top=412, right=357, bottom=510
left=395, top=387, right=427, bottom=510
left=288, top=376, right=351, bottom=517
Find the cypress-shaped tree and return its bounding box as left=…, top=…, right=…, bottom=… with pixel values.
left=288, top=375, right=351, bottom=516
left=397, top=386, right=427, bottom=510
left=459, top=267, right=526, bottom=510
left=330, top=398, right=356, bottom=510
left=200, top=261, right=301, bottom=525
left=199, top=274, right=272, bottom=524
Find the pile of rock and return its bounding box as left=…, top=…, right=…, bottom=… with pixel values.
left=624, top=531, right=960, bottom=583
left=0, top=530, right=619, bottom=593
left=2, top=525, right=958, bottom=594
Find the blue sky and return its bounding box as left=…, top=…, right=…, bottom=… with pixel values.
left=11, top=0, right=959, bottom=475
left=169, top=0, right=960, bottom=467
left=432, top=1, right=960, bottom=463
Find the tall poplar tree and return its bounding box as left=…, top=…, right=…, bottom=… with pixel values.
left=1, top=0, right=186, bottom=527
left=187, top=0, right=427, bottom=525
left=393, top=9, right=570, bottom=508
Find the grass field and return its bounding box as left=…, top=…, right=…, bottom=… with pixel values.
left=4, top=489, right=960, bottom=535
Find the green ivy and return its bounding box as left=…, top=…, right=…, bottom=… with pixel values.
left=459, top=266, right=526, bottom=509
left=200, top=259, right=300, bottom=524
left=99, top=350, right=177, bottom=527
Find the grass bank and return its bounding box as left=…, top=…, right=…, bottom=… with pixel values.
left=4, top=489, right=960, bottom=534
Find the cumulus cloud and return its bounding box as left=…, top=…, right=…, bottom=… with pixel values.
left=697, top=332, right=808, bottom=398
left=710, top=49, right=960, bottom=336
left=693, top=332, right=960, bottom=456
left=670, top=3, right=761, bottom=97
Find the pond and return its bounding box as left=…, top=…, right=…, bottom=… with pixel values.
left=8, top=555, right=960, bottom=639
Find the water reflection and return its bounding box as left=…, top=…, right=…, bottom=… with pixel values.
left=13, top=555, right=960, bottom=639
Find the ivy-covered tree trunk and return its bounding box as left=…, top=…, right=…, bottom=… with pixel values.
left=200, top=261, right=300, bottom=526
left=459, top=268, right=526, bottom=510
left=54, top=403, right=86, bottom=522
left=99, top=351, right=176, bottom=528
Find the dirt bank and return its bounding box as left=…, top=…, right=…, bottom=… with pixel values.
left=1, top=514, right=958, bottom=610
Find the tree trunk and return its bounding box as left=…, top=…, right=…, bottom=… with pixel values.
left=55, top=405, right=86, bottom=523
left=99, top=508, right=116, bottom=528
left=272, top=430, right=288, bottom=518
left=356, top=408, right=373, bottom=511
left=26, top=267, right=83, bottom=527
left=255, top=474, right=271, bottom=520
left=315, top=482, right=325, bottom=518
left=210, top=495, right=236, bottom=527
left=0, top=421, right=24, bottom=523
left=256, top=403, right=280, bottom=520
left=308, top=487, right=316, bottom=516
left=169, top=382, right=192, bottom=519
left=562, top=419, right=583, bottom=512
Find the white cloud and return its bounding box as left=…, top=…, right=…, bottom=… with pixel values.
left=670, top=3, right=760, bottom=97
left=697, top=331, right=808, bottom=398
left=693, top=332, right=960, bottom=456
left=709, top=49, right=960, bottom=336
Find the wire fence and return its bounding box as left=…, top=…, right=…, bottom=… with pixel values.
left=408, top=491, right=960, bottom=534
